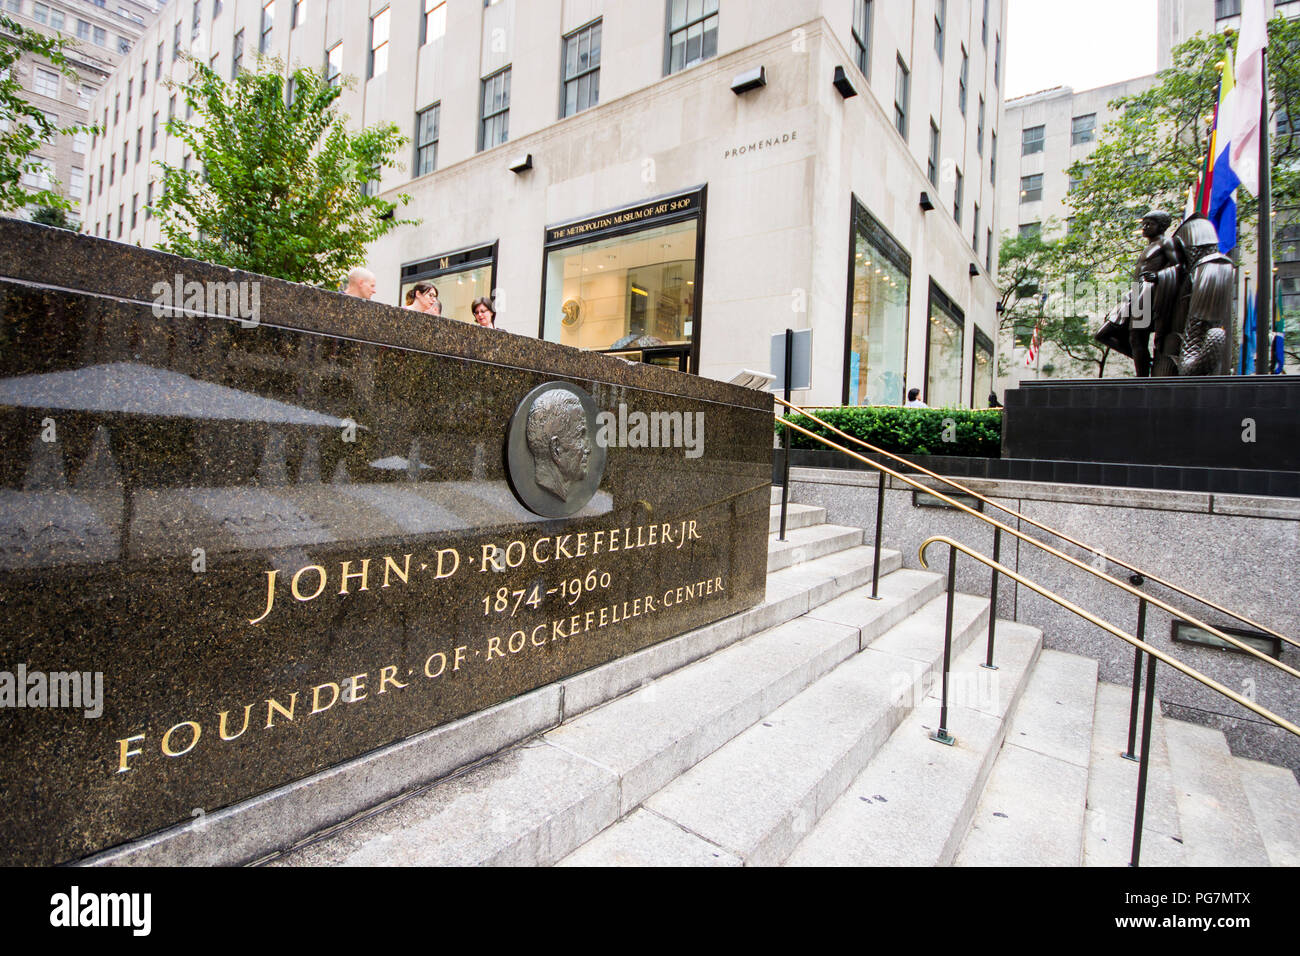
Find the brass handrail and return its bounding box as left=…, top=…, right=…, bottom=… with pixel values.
left=918, top=535, right=1300, bottom=738
left=774, top=414, right=1300, bottom=683
left=776, top=396, right=1299, bottom=653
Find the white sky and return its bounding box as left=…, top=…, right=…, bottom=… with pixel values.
left=1006, top=0, right=1158, bottom=99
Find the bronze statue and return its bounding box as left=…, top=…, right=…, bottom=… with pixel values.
left=524, top=388, right=591, bottom=503
left=1095, top=211, right=1230, bottom=376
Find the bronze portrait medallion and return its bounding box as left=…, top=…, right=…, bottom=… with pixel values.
left=506, top=381, right=607, bottom=518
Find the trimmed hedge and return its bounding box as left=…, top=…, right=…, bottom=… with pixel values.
left=779, top=406, right=1003, bottom=458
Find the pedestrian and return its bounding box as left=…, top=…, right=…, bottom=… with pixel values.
left=404, top=282, right=440, bottom=314
left=344, top=267, right=376, bottom=300
left=471, top=296, right=497, bottom=328
left=905, top=387, right=928, bottom=408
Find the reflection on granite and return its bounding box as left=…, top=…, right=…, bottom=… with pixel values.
left=0, top=220, right=772, bottom=866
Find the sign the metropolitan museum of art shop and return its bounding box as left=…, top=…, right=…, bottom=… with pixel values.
left=0, top=220, right=771, bottom=866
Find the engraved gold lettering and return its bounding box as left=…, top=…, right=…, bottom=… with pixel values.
left=645, top=594, right=657, bottom=611
left=609, top=529, right=620, bottom=552
left=555, top=535, right=573, bottom=559
left=292, top=565, right=327, bottom=602
left=219, top=704, right=253, bottom=739
left=661, top=523, right=672, bottom=543
left=486, top=637, right=505, bottom=660
left=346, top=674, right=367, bottom=702
left=265, top=693, right=298, bottom=728
left=505, top=541, right=525, bottom=568
left=378, top=665, right=409, bottom=694
left=310, top=683, right=340, bottom=714
left=453, top=646, right=468, bottom=670
left=599, top=606, right=608, bottom=628
left=339, top=559, right=371, bottom=595
left=552, top=618, right=568, bottom=641
left=648, top=524, right=658, bottom=546
left=382, top=554, right=412, bottom=588
left=116, top=734, right=145, bottom=773
left=593, top=530, right=605, bottom=554
left=481, top=544, right=501, bottom=572
left=161, top=721, right=201, bottom=757
left=435, top=548, right=460, bottom=578
left=576, top=533, right=589, bottom=557
left=425, top=652, right=447, bottom=678
left=532, top=538, right=552, bottom=563
left=250, top=570, right=278, bottom=624
left=508, top=630, right=525, bottom=653
left=531, top=624, right=548, bottom=646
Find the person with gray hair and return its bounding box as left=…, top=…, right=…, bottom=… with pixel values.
left=344, top=267, right=376, bottom=300
left=526, top=389, right=590, bottom=502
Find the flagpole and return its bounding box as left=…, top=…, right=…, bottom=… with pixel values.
left=1257, top=44, right=1272, bottom=375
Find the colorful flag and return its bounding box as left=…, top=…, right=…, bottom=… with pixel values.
left=1227, top=0, right=1269, bottom=197
left=1025, top=321, right=1041, bottom=367
left=1241, top=281, right=1256, bottom=374
left=1274, top=277, right=1287, bottom=374
left=1208, top=48, right=1238, bottom=252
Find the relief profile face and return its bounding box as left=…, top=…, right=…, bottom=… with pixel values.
left=507, top=382, right=606, bottom=518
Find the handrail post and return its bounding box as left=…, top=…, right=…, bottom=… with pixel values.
left=983, top=526, right=1001, bottom=670
left=931, top=544, right=958, bottom=746
left=1122, top=599, right=1148, bottom=762
left=778, top=329, right=794, bottom=541
left=868, top=469, right=886, bottom=600
left=1130, top=652, right=1158, bottom=867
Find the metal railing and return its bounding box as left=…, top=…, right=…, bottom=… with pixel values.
left=776, top=397, right=1299, bottom=654
left=918, top=535, right=1299, bottom=866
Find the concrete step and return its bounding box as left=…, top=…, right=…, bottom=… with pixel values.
left=769, top=502, right=825, bottom=534
left=953, top=650, right=1098, bottom=866
left=273, top=557, right=928, bottom=867
left=785, top=619, right=1043, bottom=866
left=1234, top=756, right=1300, bottom=867
left=771, top=485, right=783, bottom=506
left=1164, top=718, right=1272, bottom=866
left=1084, top=681, right=1186, bottom=867
left=559, top=579, right=967, bottom=867
left=767, top=523, right=863, bottom=572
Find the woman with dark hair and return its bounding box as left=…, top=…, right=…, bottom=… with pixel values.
left=404, top=282, right=441, bottom=315
left=471, top=297, right=496, bottom=328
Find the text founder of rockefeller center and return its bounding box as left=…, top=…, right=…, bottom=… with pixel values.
left=526, top=389, right=592, bottom=501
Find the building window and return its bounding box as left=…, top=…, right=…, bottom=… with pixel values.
left=994, top=34, right=1001, bottom=87
left=990, top=130, right=997, bottom=183
left=109, top=154, right=115, bottom=184
left=986, top=228, right=993, bottom=272
left=851, top=0, right=871, bottom=77
left=20, top=156, right=52, bottom=190
left=127, top=79, right=133, bottom=110
left=113, top=93, right=120, bottom=125
left=168, top=94, right=176, bottom=121
left=146, top=181, right=153, bottom=219
left=141, top=63, right=147, bottom=96
left=97, top=164, right=103, bottom=195
left=93, top=26, right=105, bottom=46
left=421, top=0, right=445, bottom=44
left=360, top=164, right=380, bottom=197
left=894, top=55, right=910, bottom=141
left=173, top=20, right=182, bottom=60
left=369, top=7, right=390, bottom=79
left=561, top=19, right=601, bottom=118
left=1069, top=164, right=1092, bottom=193
left=121, top=142, right=127, bottom=173
left=934, top=0, right=945, bottom=60
left=666, top=0, right=718, bottom=75
left=402, top=242, right=497, bottom=327
left=982, top=0, right=989, bottom=46
left=1216, top=0, right=1242, bottom=18
left=117, top=204, right=124, bottom=237
left=1022, top=125, right=1044, bottom=155
left=926, top=281, right=965, bottom=408
left=192, top=0, right=202, bottom=35
left=33, top=67, right=59, bottom=98
left=105, top=213, right=111, bottom=237
left=214, top=0, right=223, bottom=18
left=69, top=167, right=84, bottom=201
left=958, top=46, right=968, bottom=114
left=972, top=329, right=994, bottom=408
left=292, top=0, right=305, bottom=28
left=479, top=66, right=510, bottom=151
left=232, top=29, right=244, bottom=77
left=927, top=119, right=940, bottom=186
left=73, top=131, right=88, bottom=154
left=135, top=126, right=142, bottom=161
left=156, top=43, right=164, bottom=77
left=326, top=42, right=342, bottom=88
left=846, top=198, right=910, bottom=407
left=260, top=0, right=275, bottom=54
left=1019, top=222, right=1041, bottom=238
left=1071, top=113, right=1096, bottom=145
left=977, top=96, right=985, bottom=154
left=972, top=203, right=980, bottom=250
left=415, top=103, right=439, bottom=176
left=543, top=188, right=705, bottom=372
left=954, top=167, right=963, bottom=225
left=151, top=112, right=159, bottom=149
left=131, top=193, right=139, bottom=229
left=1020, top=174, right=1043, bottom=203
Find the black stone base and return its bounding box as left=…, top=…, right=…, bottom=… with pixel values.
left=1003, top=377, right=1300, bottom=472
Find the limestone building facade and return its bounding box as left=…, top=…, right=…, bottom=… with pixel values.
left=82, top=0, right=1007, bottom=409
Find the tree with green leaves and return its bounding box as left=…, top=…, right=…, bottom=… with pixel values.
left=0, top=14, right=97, bottom=214
left=154, top=57, right=416, bottom=286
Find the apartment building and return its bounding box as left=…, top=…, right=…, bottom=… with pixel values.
left=4, top=0, right=160, bottom=224
left=85, top=0, right=1008, bottom=409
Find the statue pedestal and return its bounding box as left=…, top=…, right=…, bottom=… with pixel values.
left=1002, top=377, right=1300, bottom=493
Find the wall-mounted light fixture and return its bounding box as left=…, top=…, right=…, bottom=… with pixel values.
left=731, top=66, right=767, bottom=95
left=508, top=153, right=533, bottom=174
left=919, top=192, right=935, bottom=212
left=832, top=66, right=858, bottom=99
left=969, top=263, right=980, bottom=277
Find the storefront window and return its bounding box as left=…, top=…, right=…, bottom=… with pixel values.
left=972, top=328, right=994, bottom=408
left=399, top=242, right=496, bottom=324
left=926, top=281, right=965, bottom=407
left=542, top=189, right=703, bottom=371
left=846, top=200, right=909, bottom=406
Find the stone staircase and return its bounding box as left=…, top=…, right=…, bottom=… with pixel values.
left=269, top=487, right=1298, bottom=867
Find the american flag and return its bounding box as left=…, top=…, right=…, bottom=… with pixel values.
left=1025, top=321, right=1042, bottom=367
